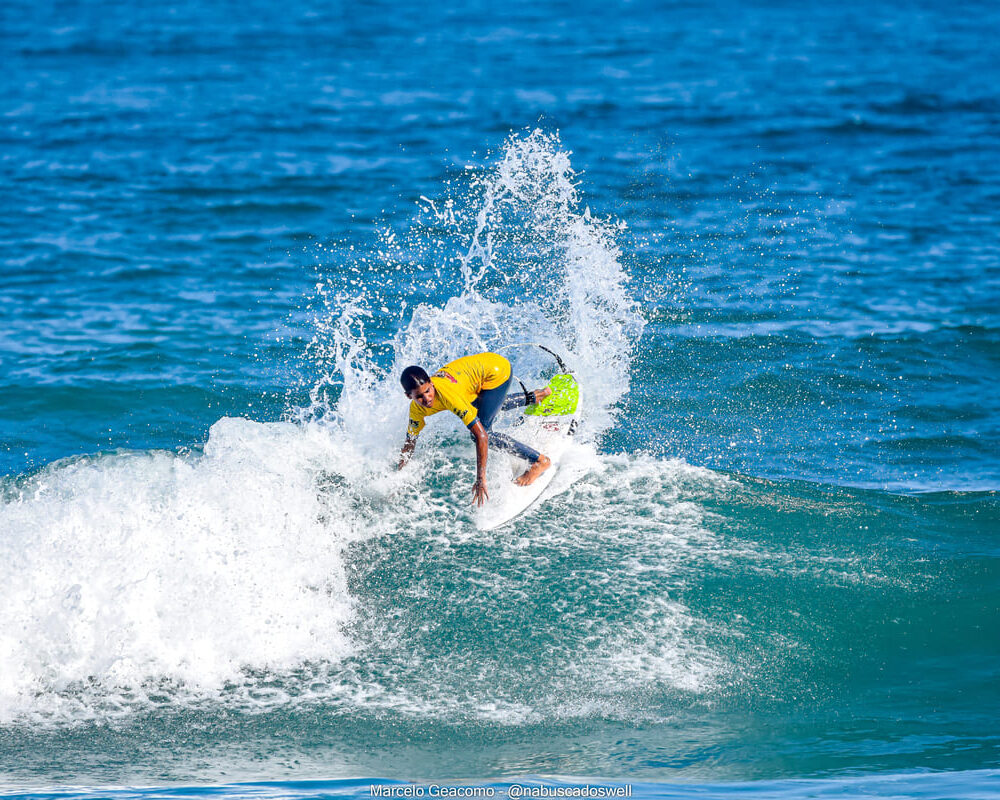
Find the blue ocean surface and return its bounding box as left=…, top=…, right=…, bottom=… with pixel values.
left=1, top=1, right=999, bottom=799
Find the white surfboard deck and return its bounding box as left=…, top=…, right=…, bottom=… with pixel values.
left=475, top=384, right=582, bottom=531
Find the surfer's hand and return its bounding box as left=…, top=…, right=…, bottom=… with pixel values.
left=398, top=438, right=416, bottom=470
left=471, top=478, right=489, bottom=506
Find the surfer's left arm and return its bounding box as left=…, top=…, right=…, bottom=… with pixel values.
left=469, top=419, right=489, bottom=506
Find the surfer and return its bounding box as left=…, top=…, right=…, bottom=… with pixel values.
left=397, top=352, right=552, bottom=506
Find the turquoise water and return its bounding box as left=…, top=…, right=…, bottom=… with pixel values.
left=2, top=0, right=999, bottom=798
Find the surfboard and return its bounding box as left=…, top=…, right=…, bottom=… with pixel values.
left=475, top=353, right=582, bottom=531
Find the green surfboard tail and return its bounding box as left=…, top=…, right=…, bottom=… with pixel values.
left=523, top=374, right=580, bottom=417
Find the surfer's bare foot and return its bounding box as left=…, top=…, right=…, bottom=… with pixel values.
left=515, top=454, right=551, bottom=486
left=532, top=386, right=552, bottom=404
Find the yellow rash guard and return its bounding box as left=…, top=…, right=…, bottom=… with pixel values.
left=406, top=352, right=511, bottom=438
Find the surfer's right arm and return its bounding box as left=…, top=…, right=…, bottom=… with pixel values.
left=398, top=408, right=425, bottom=470
left=398, top=434, right=417, bottom=469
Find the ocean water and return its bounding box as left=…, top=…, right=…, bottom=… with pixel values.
left=1, top=1, right=999, bottom=798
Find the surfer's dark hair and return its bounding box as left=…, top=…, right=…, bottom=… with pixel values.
left=400, top=365, right=430, bottom=394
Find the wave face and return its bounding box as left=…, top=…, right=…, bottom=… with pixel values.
left=0, top=131, right=647, bottom=726
left=3, top=0, right=1000, bottom=792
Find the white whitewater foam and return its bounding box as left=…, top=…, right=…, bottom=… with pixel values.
left=0, top=418, right=375, bottom=724
left=0, top=429, right=735, bottom=726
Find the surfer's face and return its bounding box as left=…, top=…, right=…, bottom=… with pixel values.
left=408, top=381, right=435, bottom=408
